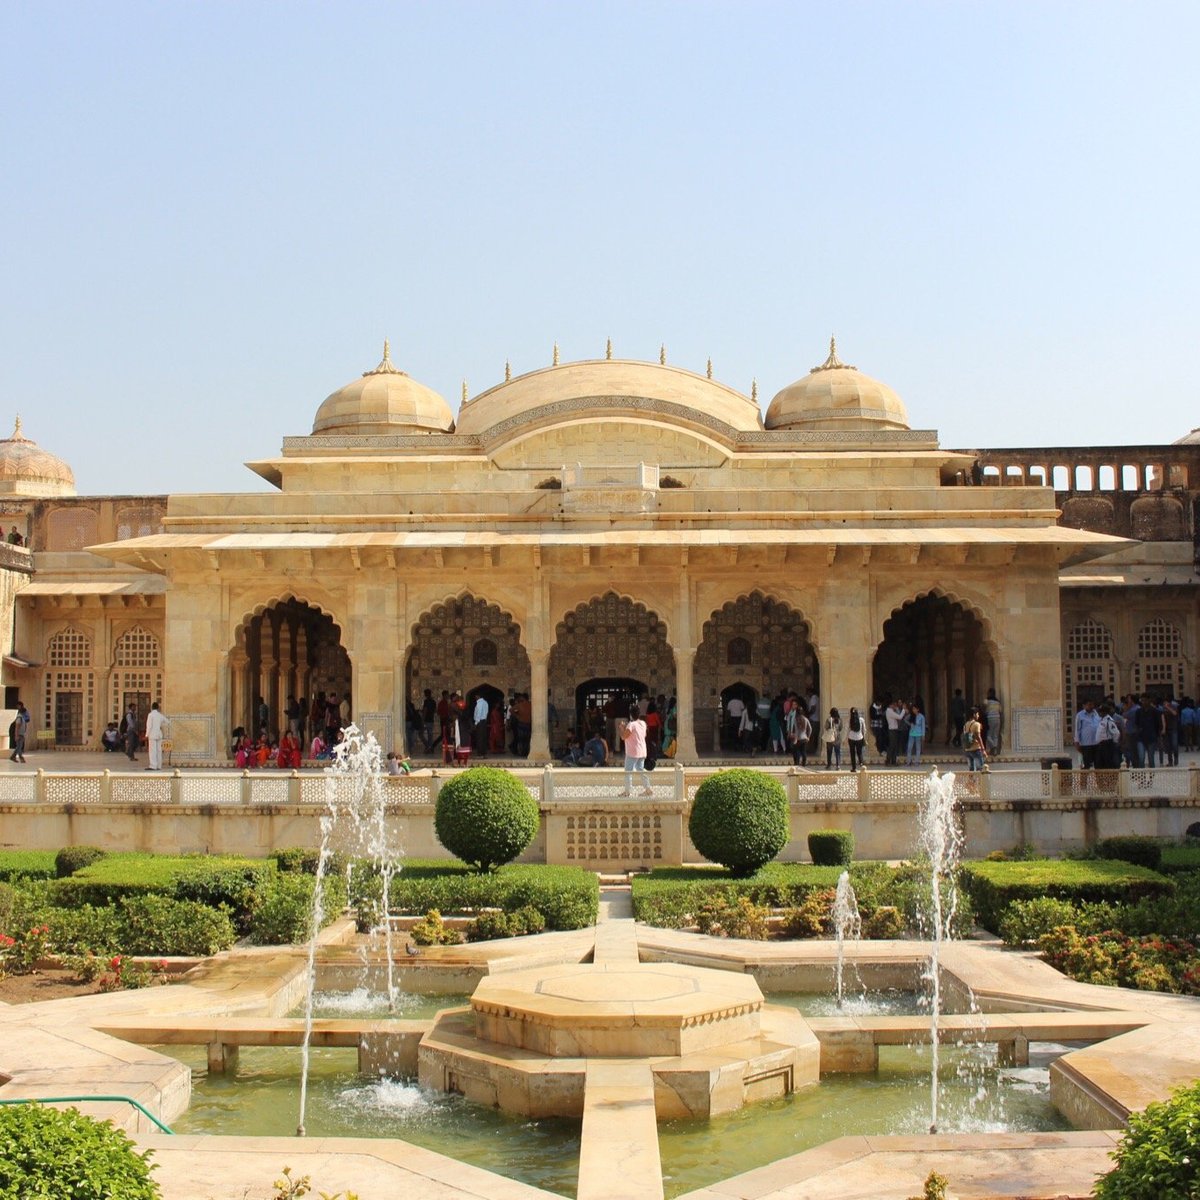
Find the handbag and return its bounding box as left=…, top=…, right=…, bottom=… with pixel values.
left=644, top=754, right=657, bottom=771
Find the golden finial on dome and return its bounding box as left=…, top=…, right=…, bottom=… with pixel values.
left=813, top=335, right=856, bottom=373
left=706, top=357, right=713, bottom=380
left=11, top=415, right=23, bottom=440
left=552, top=342, right=560, bottom=366
left=659, top=344, right=667, bottom=365
left=505, top=359, right=512, bottom=382
left=751, top=378, right=758, bottom=403
left=605, top=337, right=612, bottom=361
left=363, top=338, right=406, bottom=377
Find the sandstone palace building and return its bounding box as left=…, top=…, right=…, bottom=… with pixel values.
left=0, top=339, right=1195, bottom=761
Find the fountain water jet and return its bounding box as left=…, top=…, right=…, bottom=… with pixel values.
left=917, top=766, right=963, bottom=1135
left=297, top=724, right=400, bottom=1136
left=831, top=870, right=861, bottom=1009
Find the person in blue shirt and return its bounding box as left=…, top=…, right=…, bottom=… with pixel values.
left=906, top=703, right=926, bottom=765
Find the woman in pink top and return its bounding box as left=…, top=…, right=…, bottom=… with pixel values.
left=620, top=705, right=653, bottom=796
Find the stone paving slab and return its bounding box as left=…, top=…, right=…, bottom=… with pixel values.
left=675, top=1131, right=1119, bottom=1200
left=144, top=1133, right=563, bottom=1200
left=579, top=1060, right=663, bottom=1200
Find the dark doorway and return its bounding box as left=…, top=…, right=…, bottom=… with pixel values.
left=719, top=681, right=757, bottom=752
left=465, top=683, right=506, bottom=756
left=576, top=677, right=645, bottom=752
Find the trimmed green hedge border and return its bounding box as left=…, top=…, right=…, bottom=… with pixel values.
left=631, top=863, right=849, bottom=928
left=0, top=850, right=57, bottom=882
left=961, top=859, right=1175, bottom=932
left=353, top=859, right=598, bottom=932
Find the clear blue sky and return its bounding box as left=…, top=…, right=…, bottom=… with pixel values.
left=2, top=1, right=1197, bottom=495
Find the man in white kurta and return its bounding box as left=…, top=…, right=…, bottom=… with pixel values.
left=145, top=702, right=170, bottom=770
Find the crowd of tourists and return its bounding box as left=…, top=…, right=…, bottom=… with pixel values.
left=558, top=692, right=678, bottom=769
left=722, top=686, right=1004, bottom=772
left=226, top=690, right=350, bottom=768
left=1072, top=693, right=1192, bottom=769
left=405, top=688, right=537, bottom=764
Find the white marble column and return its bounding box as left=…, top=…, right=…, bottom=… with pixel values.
left=672, top=645, right=698, bottom=762
left=529, top=650, right=550, bottom=760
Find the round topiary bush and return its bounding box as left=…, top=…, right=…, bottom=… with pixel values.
left=688, top=768, right=788, bottom=876
left=0, top=1103, right=161, bottom=1199
left=1095, top=1077, right=1200, bottom=1199
left=54, top=844, right=107, bottom=878
left=807, top=828, right=854, bottom=866
left=435, top=767, right=541, bottom=871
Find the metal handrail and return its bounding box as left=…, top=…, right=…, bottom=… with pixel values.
left=0, top=1095, right=174, bottom=1134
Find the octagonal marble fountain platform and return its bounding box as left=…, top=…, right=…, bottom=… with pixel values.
left=418, top=960, right=820, bottom=1119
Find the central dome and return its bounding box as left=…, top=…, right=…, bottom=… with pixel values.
left=312, top=342, right=454, bottom=436
left=0, top=417, right=76, bottom=497
left=455, top=358, right=763, bottom=437
left=765, top=339, right=909, bottom=432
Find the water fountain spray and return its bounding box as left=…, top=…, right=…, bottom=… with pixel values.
left=831, top=870, right=861, bottom=1010
left=918, top=767, right=962, bottom=1135
left=297, top=725, right=399, bottom=1136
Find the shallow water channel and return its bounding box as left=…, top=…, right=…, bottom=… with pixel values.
left=165, top=990, right=1075, bottom=1199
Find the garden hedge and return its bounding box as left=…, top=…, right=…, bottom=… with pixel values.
left=960, top=859, right=1175, bottom=932
left=53, top=854, right=274, bottom=928
left=54, top=845, right=107, bottom=878
left=1159, top=843, right=1200, bottom=874
left=807, top=829, right=854, bottom=866
left=1095, top=835, right=1163, bottom=871
left=0, top=850, right=56, bottom=882
left=631, top=863, right=849, bottom=928
left=689, top=769, right=789, bottom=875
left=352, top=859, right=598, bottom=931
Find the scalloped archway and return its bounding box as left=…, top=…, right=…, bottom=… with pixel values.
left=872, top=594, right=995, bottom=744
left=229, top=598, right=350, bottom=740
left=549, top=593, right=674, bottom=747
left=695, top=592, right=819, bottom=753
left=405, top=594, right=532, bottom=755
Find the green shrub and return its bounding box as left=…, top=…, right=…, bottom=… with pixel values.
left=509, top=904, right=546, bottom=936
left=689, top=769, right=789, bottom=875
left=55, top=854, right=272, bottom=912
left=353, top=859, right=598, bottom=932
left=410, top=908, right=459, bottom=946
left=960, top=859, right=1175, bottom=932
left=997, top=897, right=1083, bottom=946
left=54, top=845, right=107, bottom=878
left=247, top=872, right=347, bottom=945
left=875, top=864, right=975, bottom=939
left=862, top=905, right=905, bottom=939
left=44, top=904, right=124, bottom=955
left=1096, top=836, right=1163, bottom=872
left=172, top=861, right=274, bottom=933
left=271, top=847, right=348, bottom=877
left=781, top=889, right=834, bottom=938
left=695, top=893, right=770, bottom=939
left=807, top=829, right=854, bottom=866
left=631, top=863, right=849, bottom=928
left=435, top=768, right=541, bottom=871
left=0, top=850, right=56, bottom=882
left=0, top=1103, right=160, bottom=1199
left=1158, top=843, right=1200, bottom=874
left=118, top=895, right=237, bottom=956
left=466, top=909, right=515, bottom=942
left=463, top=905, right=545, bottom=941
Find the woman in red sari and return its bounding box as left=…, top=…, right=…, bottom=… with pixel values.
left=277, top=731, right=301, bottom=769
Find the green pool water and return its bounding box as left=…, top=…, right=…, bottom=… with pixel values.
left=165, top=991, right=1073, bottom=1199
